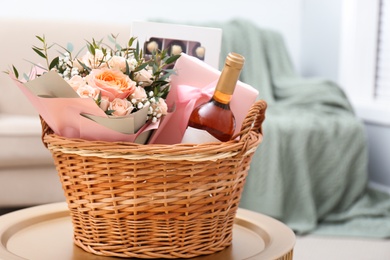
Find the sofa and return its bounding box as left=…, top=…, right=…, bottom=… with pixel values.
left=0, top=18, right=132, bottom=208
left=1, top=18, right=375, bottom=238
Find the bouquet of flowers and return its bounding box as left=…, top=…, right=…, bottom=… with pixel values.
left=8, top=34, right=180, bottom=143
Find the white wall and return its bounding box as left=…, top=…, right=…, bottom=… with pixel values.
left=300, top=0, right=343, bottom=83
left=0, top=0, right=304, bottom=73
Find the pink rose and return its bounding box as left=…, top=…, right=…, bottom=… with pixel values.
left=68, top=75, right=99, bottom=99
left=86, top=68, right=136, bottom=101
left=109, top=98, right=134, bottom=117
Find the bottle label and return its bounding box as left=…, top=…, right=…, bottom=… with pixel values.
left=181, top=127, right=221, bottom=144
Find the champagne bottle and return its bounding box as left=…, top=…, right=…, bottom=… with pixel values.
left=181, top=52, right=245, bottom=143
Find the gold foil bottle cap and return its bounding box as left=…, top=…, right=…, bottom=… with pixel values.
left=214, top=52, right=245, bottom=99
left=225, top=52, right=245, bottom=70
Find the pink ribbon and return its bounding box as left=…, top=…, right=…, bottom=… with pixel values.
left=148, top=81, right=217, bottom=144
left=176, top=81, right=216, bottom=121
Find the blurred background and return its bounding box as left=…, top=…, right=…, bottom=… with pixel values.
left=1, top=0, right=389, bottom=191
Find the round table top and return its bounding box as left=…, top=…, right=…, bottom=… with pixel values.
left=0, top=202, right=295, bottom=260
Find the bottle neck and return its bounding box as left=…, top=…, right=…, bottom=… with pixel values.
left=212, top=90, right=233, bottom=104
left=213, top=65, right=241, bottom=104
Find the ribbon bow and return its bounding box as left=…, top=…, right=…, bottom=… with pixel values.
left=148, top=81, right=217, bottom=144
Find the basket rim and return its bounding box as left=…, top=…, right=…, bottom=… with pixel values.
left=44, top=133, right=262, bottom=161
left=41, top=100, right=267, bottom=161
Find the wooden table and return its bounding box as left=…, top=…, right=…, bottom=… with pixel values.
left=0, top=202, right=295, bottom=260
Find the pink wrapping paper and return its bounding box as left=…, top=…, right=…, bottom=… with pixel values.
left=149, top=53, right=259, bottom=144
left=11, top=72, right=158, bottom=143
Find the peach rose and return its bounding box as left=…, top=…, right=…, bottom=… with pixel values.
left=109, top=98, right=134, bottom=117
left=157, top=98, right=168, bottom=115
left=80, top=49, right=108, bottom=69
left=68, top=75, right=99, bottom=99
left=99, top=96, right=110, bottom=111
left=87, top=68, right=136, bottom=101
left=108, top=56, right=127, bottom=72
left=132, top=86, right=147, bottom=100
left=134, top=69, right=153, bottom=87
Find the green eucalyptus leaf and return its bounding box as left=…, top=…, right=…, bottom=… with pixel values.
left=35, top=35, right=45, bottom=43
left=87, top=42, right=96, bottom=55
left=12, top=65, right=19, bottom=78
left=165, top=54, right=181, bottom=65
left=49, top=56, right=59, bottom=70
left=67, top=43, right=74, bottom=52
left=77, top=59, right=91, bottom=73
left=32, top=45, right=44, bottom=51
left=125, top=60, right=130, bottom=75
left=152, top=64, right=159, bottom=74
left=32, top=47, right=46, bottom=59
left=23, top=73, right=30, bottom=81
left=105, top=109, right=115, bottom=115
left=107, top=34, right=116, bottom=43
left=134, top=63, right=148, bottom=72
left=96, top=91, right=102, bottom=104
left=128, top=37, right=136, bottom=47
left=159, top=72, right=173, bottom=81
left=135, top=41, right=140, bottom=61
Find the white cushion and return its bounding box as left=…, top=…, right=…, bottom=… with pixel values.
left=0, top=115, right=54, bottom=168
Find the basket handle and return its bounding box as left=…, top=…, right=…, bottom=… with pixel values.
left=234, top=99, right=267, bottom=142
left=40, top=116, right=53, bottom=148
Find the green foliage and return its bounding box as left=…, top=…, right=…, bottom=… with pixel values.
left=49, top=57, right=59, bottom=70
left=12, top=65, right=19, bottom=78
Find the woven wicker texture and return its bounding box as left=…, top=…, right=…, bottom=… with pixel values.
left=277, top=249, right=294, bottom=260
left=41, top=100, right=267, bottom=258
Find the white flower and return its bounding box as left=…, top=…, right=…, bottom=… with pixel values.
left=63, top=69, right=70, bottom=77
left=71, top=67, right=79, bottom=77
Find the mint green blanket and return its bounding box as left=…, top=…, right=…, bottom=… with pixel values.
left=209, top=19, right=390, bottom=238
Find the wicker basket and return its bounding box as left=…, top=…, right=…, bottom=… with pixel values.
left=41, top=99, right=267, bottom=259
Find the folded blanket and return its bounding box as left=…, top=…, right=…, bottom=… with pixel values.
left=211, top=19, right=390, bottom=238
